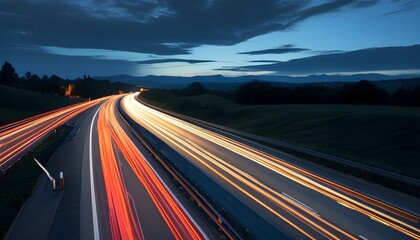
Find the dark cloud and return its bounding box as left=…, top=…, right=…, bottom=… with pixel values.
left=0, top=0, right=381, bottom=56
left=351, top=0, right=380, bottom=8
left=0, top=45, right=137, bottom=78
left=382, top=0, right=417, bottom=16
left=221, top=45, right=420, bottom=75
left=239, top=44, right=308, bottom=55
left=313, top=50, right=346, bottom=54
left=249, top=60, right=281, bottom=63
left=137, top=58, right=215, bottom=64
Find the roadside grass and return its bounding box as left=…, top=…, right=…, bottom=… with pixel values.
left=141, top=93, right=420, bottom=180
left=0, top=85, right=84, bottom=125
left=0, top=125, right=73, bottom=239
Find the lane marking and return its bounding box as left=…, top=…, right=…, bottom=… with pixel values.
left=358, top=235, right=369, bottom=240
left=89, top=106, right=102, bottom=240
left=282, top=192, right=319, bottom=216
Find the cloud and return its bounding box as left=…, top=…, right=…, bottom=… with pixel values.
left=220, top=45, right=420, bottom=75
left=249, top=60, right=280, bottom=63
left=0, top=45, right=138, bottom=78
left=381, top=0, right=417, bottom=16
left=312, top=50, right=346, bottom=55
left=0, top=0, right=381, bottom=56
left=137, top=58, right=215, bottom=64
left=239, top=44, right=308, bottom=55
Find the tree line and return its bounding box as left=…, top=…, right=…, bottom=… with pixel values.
left=0, top=61, right=137, bottom=99
left=233, top=80, right=420, bottom=106
left=145, top=80, right=420, bottom=107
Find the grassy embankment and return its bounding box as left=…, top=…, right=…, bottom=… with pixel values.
left=141, top=92, right=420, bottom=180
left=0, top=85, right=84, bottom=125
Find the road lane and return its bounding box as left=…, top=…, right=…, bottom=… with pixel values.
left=121, top=93, right=420, bottom=240
left=93, top=95, right=208, bottom=239
left=5, top=95, right=214, bottom=239
left=6, top=102, right=104, bottom=240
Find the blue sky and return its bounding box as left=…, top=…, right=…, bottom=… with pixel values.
left=0, top=0, right=419, bottom=78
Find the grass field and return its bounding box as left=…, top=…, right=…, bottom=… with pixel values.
left=0, top=85, right=85, bottom=125
left=141, top=93, right=420, bottom=179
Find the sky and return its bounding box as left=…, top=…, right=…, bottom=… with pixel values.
left=0, top=0, right=419, bottom=79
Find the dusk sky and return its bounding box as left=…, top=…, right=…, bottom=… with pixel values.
left=1, top=0, right=419, bottom=79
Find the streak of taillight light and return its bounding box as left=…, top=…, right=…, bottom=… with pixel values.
left=100, top=96, right=205, bottom=240
left=0, top=97, right=108, bottom=168
left=97, top=97, right=143, bottom=240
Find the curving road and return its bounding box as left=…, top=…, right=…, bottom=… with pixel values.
left=91, top=95, right=207, bottom=239
left=120, top=93, right=420, bottom=240
left=4, top=92, right=420, bottom=240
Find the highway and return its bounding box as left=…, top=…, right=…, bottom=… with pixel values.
left=91, top=95, right=208, bottom=239
left=121, top=93, right=420, bottom=240
left=4, top=92, right=419, bottom=239
left=5, top=95, right=213, bottom=239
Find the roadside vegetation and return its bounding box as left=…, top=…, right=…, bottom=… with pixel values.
left=0, top=125, right=73, bottom=238
left=0, top=61, right=137, bottom=125
left=0, top=61, right=137, bottom=100
left=140, top=82, right=420, bottom=180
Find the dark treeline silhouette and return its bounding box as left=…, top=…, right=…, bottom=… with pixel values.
left=147, top=80, right=420, bottom=107
left=233, top=80, right=420, bottom=106
left=0, top=61, right=136, bottom=99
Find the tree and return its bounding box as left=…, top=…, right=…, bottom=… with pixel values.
left=234, top=80, right=278, bottom=104
left=335, top=80, right=389, bottom=105
left=182, top=82, right=208, bottom=96
left=25, top=71, right=32, bottom=80
left=0, top=61, right=19, bottom=86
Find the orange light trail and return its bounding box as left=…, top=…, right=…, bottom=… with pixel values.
left=0, top=97, right=110, bottom=169
left=97, top=97, right=143, bottom=240
left=121, top=93, right=420, bottom=240
left=97, top=96, right=205, bottom=240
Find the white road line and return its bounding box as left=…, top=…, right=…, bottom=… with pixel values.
left=90, top=106, right=102, bottom=240
left=358, top=234, right=369, bottom=240
left=282, top=192, right=319, bottom=216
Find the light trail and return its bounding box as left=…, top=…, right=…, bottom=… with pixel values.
left=121, top=93, right=420, bottom=240
left=96, top=96, right=206, bottom=240
left=97, top=98, right=143, bottom=239
left=0, top=97, right=109, bottom=170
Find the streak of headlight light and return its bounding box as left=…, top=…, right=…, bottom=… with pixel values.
left=121, top=93, right=420, bottom=239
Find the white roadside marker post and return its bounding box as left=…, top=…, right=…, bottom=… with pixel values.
left=60, top=171, right=64, bottom=190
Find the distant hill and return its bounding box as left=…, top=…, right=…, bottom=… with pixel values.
left=95, top=74, right=420, bottom=92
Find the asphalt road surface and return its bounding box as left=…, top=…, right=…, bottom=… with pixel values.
left=6, top=95, right=212, bottom=240
left=5, top=93, right=420, bottom=240
left=120, top=93, right=420, bottom=240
